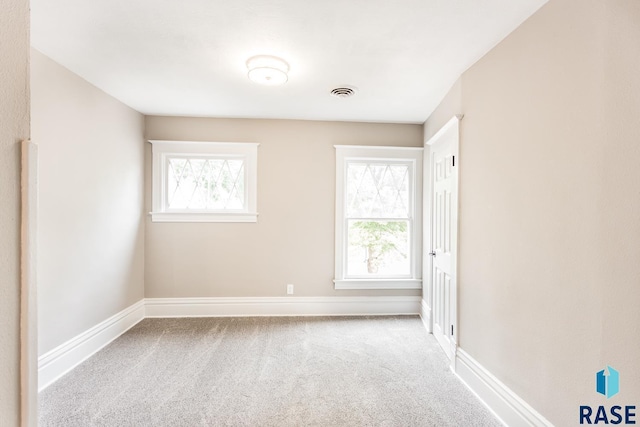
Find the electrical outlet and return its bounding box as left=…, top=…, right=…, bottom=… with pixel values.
left=287, top=284, right=294, bottom=295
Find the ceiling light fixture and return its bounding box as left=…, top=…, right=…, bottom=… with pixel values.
left=246, top=55, right=289, bottom=86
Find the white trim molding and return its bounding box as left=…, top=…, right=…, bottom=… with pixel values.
left=145, top=296, right=422, bottom=317
left=149, top=212, right=259, bottom=223
left=39, top=297, right=420, bottom=390
left=419, top=299, right=432, bottom=333
left=455, top=348, right=553, bottom=427
left=334, top=279, right=422, bottom=290
left=21, top=140, right=38, bottom=427
left=38, top=300, right=145, bottom=392
left=37, top=294, right=551, bottom=427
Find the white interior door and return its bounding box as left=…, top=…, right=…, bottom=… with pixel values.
left=427, top=117, right=459, bottom=361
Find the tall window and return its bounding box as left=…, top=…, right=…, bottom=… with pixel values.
left=334, top=146, right=423, bottom=289
left=150, top=141, right=258, bottom=222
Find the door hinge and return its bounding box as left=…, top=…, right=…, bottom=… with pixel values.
left=451, top=325, right=454, bottom=336
left=452, top=155, right=455, bottom=167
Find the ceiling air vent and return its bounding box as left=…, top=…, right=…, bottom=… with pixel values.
left=330, top=86, right=357, bottom=98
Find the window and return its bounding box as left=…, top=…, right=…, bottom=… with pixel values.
left=149, top=140, right=258, bottom=222
left=334, top=145, right=423, bottom=289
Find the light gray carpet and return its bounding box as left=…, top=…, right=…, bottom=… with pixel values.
left=39, top=316, right=502, bottom=426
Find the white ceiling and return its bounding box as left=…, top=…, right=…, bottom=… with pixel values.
left=31, top=0, right=547, bottom=124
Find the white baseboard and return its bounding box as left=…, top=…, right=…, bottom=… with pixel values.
left=145, top=296, right=422, bottom=317
left=419, top=299, right=432, bottom=333
left=38, top=300, right=145, bottom=392
left=37, top=295, right=551, bottom=427
left=38, top=296, right=419, bottom=390
left=455, top=348, right=552, bottom=427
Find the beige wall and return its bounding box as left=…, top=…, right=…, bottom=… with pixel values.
left=0, top=0, right=30, bottom=423
left=145, top=117, right=423, bottom=298
left=425, top=0, right=640, bottom=424
left=32, top=50, right=145, bottom=355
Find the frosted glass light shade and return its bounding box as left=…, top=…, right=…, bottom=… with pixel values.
left=246, top=55, right=289, bottom=86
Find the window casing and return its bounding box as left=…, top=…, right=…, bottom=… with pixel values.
left=150, top=140, right=258, bottom=222
left=334, top=145, right=423, bottom=289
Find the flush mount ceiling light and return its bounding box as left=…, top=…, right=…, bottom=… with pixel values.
left=246, top=55, right=289, bottom=86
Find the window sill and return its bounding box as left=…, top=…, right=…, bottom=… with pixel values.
left=333, top=279, right=422, bottom=290
left=150, top=212, right=258, bottom=223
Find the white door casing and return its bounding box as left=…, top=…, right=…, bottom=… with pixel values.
left=426, top=116, right=460, bottom=361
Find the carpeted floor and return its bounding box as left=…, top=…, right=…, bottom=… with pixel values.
left=39, top=316, right=502, bottom=426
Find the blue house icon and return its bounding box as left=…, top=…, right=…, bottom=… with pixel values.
left=596, top=366, right=620, bottom=398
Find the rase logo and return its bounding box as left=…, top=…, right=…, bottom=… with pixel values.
left=580, top=366, right=636, bottom=425
left=597, top=366, right=620, bottom=399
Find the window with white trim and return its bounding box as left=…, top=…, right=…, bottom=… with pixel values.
left=334, top=146, right=423, bottom=289
left=149, top=140, right=258, bottom=222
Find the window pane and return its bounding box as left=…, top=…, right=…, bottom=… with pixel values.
left=167, top=157, right=245, bottom=210
left=346, top=162, right=409, bottom=218
left=346, top=220, right=410, bottom=276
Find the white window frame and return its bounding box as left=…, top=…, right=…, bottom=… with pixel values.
left=149, top=140, right=258, bottom=223
left=334, top=145, right=423, bottom=290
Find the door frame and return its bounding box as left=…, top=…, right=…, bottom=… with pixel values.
left=424, top=115, right=462, bottom=364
